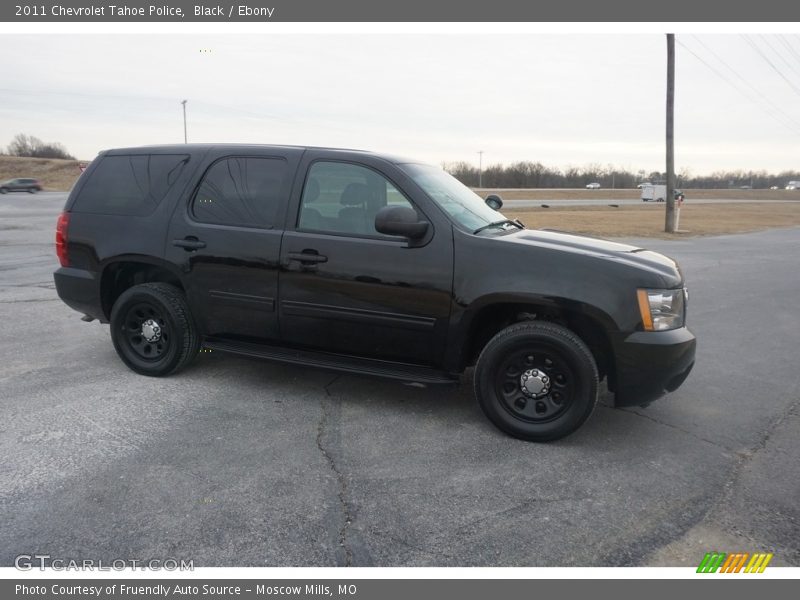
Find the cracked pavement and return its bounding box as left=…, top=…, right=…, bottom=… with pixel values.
left=1, top=193, right=798, bottom=566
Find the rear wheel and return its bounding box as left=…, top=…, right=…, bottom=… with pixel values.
left=110, top=283, right=200, bottom=376
left=474, top=321, right=598, bottom=442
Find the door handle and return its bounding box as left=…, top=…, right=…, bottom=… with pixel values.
left=286, top=250, right=328, bottom=264
left=172, top=237, right=206, bottom=251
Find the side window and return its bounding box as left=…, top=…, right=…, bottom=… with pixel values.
left=298, top=162, right=414, bottom=236
left=192, top=157, right=288, bottom=228
left=72, top=154, right=189, bottom=217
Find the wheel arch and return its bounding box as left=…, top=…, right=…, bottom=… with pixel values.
left=100, top=258, right=186, bottom=320
left=452, top=295, right=617, bottom=386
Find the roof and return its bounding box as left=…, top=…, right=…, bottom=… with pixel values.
left=102, top=143, right=422, bottom=165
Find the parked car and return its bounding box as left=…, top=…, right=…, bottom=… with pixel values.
left=585, top=182, right=601, bottom=189
left=0, top=178, right=42, bottom=193
left=786, top=181, right=800, bottom=190
left=769, top=186, right=780, bottom=190
left=54, top=144, right=696, bottom=442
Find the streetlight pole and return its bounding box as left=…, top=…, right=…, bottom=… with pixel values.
left=478, top=150, right=484, bottom=188
left=181, top=99, right=188, bottom=144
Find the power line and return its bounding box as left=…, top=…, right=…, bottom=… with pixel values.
left=758, top=35, right=800, bottom=80
left=777, top=35, right=800, bottom=65
left=676, top=38, right=800, bottom=136
left=688, top=36, right=800, bottom=132
left=742, top=34, right=800, bottom=99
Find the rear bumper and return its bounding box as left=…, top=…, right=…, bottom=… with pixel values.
left=611, top=327, right=696, bottom=407
left=54, top=267, right=106, bottom=322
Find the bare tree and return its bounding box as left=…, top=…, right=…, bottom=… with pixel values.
left=6, top=133, right=75, bottom=160
left=7, top=133, right=42, bottom=157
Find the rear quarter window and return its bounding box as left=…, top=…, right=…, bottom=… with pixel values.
left=72, top=154, right=189, bottom=216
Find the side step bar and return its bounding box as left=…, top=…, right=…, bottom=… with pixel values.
left=203, top=337, right=460, bottom=385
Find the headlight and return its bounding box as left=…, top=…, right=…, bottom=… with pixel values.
left=637, top=288, right=685, bottom=331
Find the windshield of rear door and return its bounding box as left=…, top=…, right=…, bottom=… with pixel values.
left=401, top=163, right=512, bottom=233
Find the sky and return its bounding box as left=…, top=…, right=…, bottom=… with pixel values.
left=0, top=33, right=799, bottom=174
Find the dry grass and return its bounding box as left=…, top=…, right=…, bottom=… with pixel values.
left=0, top=155, right=85, bottom=191
left=478, top=187, right=799, bottom=201
left=503, top=202, right=800, bottom=239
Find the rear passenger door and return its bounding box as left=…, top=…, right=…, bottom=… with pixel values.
left=165, top=149, right=301, bottom=341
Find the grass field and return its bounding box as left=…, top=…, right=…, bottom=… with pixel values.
left=478, top=187, right=799, bottom=201
left=502, top=202, right=800, bottom=239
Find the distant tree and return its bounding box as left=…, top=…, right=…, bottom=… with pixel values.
left=7, top=133, right=40, bottom=157
left=30, top=142, right=74, bottom=160
left=441, top=159, right=798, bottom=190
left=7, top=133, right=75, bottom=160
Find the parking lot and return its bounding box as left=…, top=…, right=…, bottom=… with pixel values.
left=1, top=192, right=798, bottom=567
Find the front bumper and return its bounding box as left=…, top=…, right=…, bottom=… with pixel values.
left=611, top=327, right=696, bottom=407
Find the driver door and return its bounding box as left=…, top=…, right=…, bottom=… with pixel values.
left=277, top=156, right=453, bottom=366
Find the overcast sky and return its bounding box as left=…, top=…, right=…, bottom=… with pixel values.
left=1, top=33, right=799, bottom=174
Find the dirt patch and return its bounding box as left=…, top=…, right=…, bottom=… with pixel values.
left=0, top=155, right=85, bottom=192
left=503, top=202, right=800, bottom=239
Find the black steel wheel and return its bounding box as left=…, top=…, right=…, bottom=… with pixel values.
left=110, top=283, right=199, bottom=376
left=474, top=321, right=598, bottom=442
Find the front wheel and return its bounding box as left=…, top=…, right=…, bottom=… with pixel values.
left=0, top=188, right=7, bottom=194
left=110, top=282, right=200, bottom=376
left=474, top=321, right=599, bottom=442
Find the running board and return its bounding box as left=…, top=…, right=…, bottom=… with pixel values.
left=203, top=337, right=459, bottom=385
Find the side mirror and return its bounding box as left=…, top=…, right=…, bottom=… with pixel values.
left=485, top=194, right=503, bottom=210
left=375, top=205, right=429, bottom=240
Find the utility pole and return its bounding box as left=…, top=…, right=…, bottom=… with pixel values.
left=478, top=150, right=484, bottom=188
left=181, top=99, right=188, bottom=144
left=665, top=34, right=677, bottom=233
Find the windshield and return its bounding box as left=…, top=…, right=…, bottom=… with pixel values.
left=402, top=163, right=510, bottom=232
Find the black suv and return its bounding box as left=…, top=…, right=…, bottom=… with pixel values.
left=54, top=145, right=696, bottom=441
left=1, top=178, right=42, bottom=193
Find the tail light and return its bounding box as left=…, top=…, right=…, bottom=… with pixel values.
left=56, top=212, right=70, bottom=267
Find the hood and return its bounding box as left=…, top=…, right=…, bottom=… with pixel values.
left=504, top=228, right=683, bottom=285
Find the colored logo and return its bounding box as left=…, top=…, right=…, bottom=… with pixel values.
left=697, top=552, right=773, bottom=573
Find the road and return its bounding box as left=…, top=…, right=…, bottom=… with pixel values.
left=1, top=192, right=798, bottom=567
left=504, top=197, right=800, bottom=207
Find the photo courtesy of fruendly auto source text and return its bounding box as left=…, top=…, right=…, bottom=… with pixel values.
left=0, top=1, right=798, bottom=598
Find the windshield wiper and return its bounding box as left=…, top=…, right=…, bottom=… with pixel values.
left=473, top=219, right=523, bottom=235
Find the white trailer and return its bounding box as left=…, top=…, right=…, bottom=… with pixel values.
left=641, top=184, right=667, bottom=202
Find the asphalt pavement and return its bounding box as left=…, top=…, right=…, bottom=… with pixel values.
left=1, top=192, right=798, bottom=567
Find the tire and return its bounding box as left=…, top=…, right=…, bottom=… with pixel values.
left=110, top=282, right=200, bottom=376
left=0, top=188, right=7, bottom=194
left=28, top=188, right=36, bottom=194
left=474, top=321, right=599, bottom=442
